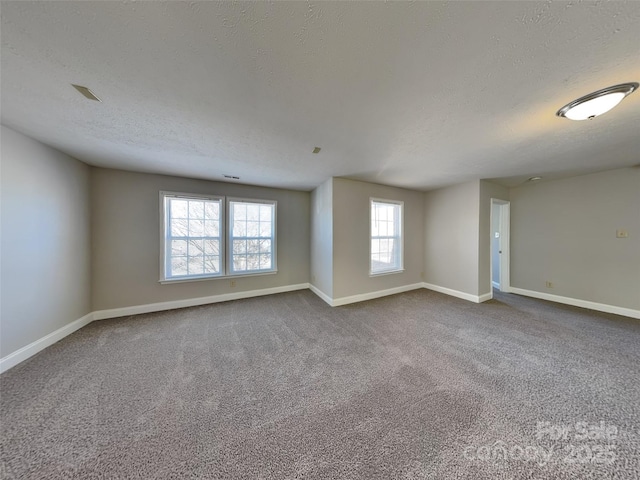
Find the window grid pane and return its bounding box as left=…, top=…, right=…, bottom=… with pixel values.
left=165, top=196, right=223, bottom=279
left=370, top=200, right=402, bottom=274
left=230, top=201, right=275, bottom=274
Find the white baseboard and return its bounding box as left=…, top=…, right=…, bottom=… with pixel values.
left=0, top=313, right=94, bottom=374
left=478, top=292, right=493, bottom=303
left=509, top=287, right=640, bottom=319
left=93, top=283, right=310, bottom=320
left=422, top=283, right=488, bottom=303
left=5, top=283, right=636, bottom=374
left=332, top=283, right=424, bottom=307
left=309, top=284, right=333, bottom=306
left=492, top=281, right=500, bottom=289
left=310, top=283, right=424, bottom=307
left=313, top=282, right=492, bottom=306
left=1, top=283, right=310, bottom=373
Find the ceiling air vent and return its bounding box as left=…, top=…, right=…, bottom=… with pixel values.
left=71, top=84, right=101, bottom=102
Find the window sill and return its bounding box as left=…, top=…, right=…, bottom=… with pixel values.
left=369, top=269, right=405, bottom=277
left=159, top=270, right=278, bottom=284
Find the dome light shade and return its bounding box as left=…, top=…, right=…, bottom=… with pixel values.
left=556, top=82, right=638, bottom=120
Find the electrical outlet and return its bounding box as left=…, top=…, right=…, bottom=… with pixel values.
left=545, top=281, right=553, bottom=288
left=230, top=280, right=236, bottom=288
left=616, top=229, right=629, bottom=238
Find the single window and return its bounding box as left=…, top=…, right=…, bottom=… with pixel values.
left=228, top=199, right=277, bottom=275
left=370, top=199, right=403, bottom=275
left=161, top=193, right=224, bottom=280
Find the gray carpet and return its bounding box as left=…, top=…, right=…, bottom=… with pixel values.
left=1, top=289, right=639, bottom=479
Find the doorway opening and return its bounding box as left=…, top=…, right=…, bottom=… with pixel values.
left=490, top=199, right=510, bottom=297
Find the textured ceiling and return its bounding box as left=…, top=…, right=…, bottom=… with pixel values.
left=1, top=1, right=639, bottom=191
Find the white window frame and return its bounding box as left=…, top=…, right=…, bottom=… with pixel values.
left=227, top=197, right=277, bottom=276
left=369, top=197, right=404, bottom=276
left=160, top=191, right=225, bottom=282
left=159, top=192, right=278, bottom=283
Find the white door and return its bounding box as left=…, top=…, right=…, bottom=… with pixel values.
left=490, top=199, right=510, bottom=293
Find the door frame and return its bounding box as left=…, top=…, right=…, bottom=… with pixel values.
left=490, top=198, right=511, bottom=296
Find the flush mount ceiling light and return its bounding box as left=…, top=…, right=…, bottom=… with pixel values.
left=529, top=176, right=542, bottom=182
left=556, top=82, right=638, bottom=120
left=71, top=84, right=101, bottom=102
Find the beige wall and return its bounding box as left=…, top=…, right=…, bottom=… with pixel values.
left=310, top=179, right=334, bottom=297
left=478, top=180, right=509, bottom=295
left=332, top=178, right=424, bottom=299
left=423, top=181, right=480, bottom=296
left=3, top=124, right=637, bottom=363
left=1, top=126, right=91, bottom=357
left=510, top=167, right=640, bottom=310
left=91, top=168, right=310, bottom=311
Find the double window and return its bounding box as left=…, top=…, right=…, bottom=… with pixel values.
left=370, top=198, right=403, bottom=275
left=161, top=192, right=276, bottom=281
